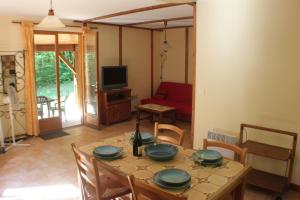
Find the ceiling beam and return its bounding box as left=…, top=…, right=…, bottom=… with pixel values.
left=83, top=3, right=187, bottom=22
left=154, top=25, right=193, bottom=31
left=125, top=16, right=193, bottom=26
left=74, top=20, right=162, bottom=31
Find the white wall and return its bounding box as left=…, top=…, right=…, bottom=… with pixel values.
left=194, top=0, right=300, bottom=184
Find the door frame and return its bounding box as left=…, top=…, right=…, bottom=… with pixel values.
left=34, top=30, right=83, bottom=133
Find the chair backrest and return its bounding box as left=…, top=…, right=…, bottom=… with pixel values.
left=128, top=175, right=187, bottom=200
left=154, top=122, right=185, bottom=145
left=36, top=96, right=49, bottom=104
left=203, top=139, right=248, bottom=165
left=93, top=158, right=129, bottom=187
left=71, top=143, right=100, bottom=200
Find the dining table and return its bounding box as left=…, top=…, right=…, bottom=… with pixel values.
left=79, top=134, right=251, bottom=200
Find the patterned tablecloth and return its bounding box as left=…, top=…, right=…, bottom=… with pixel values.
left=80, top=135, right=247, bottom=200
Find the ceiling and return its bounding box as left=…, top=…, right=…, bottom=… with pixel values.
left=0, top=0, right=194, bottom=29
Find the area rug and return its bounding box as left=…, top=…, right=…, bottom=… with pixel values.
left=40, top=131, right=70, bottom=140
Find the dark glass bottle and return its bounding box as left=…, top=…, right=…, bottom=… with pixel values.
left=133, top=122, right=142, bottom=157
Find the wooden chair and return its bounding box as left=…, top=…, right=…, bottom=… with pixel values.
left=154, top=122, right=185, bottom=145
left=128, top=175, right=187, bottom=200
left=71, top=143, right=131, bottom=200
left=203, top=139, right=248, bottom=165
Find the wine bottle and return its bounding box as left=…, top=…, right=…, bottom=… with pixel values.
left=133, top=122, right=142, bottom=157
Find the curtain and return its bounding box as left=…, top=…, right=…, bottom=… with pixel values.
left=21, top=22, right=40, bottom=136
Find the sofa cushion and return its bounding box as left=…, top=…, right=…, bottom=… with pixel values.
left=153, top=88, right=168, bottom=100
left=159, top=82, right=192, bottom=104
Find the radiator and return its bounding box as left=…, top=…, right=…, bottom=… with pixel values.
left=207, top=128, right=238, bottom=159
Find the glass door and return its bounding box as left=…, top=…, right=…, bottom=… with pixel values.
left=83, top=30, right=100, bottom=128
left=34, top=33, right=62, bottom=133
left=58, top=33, right=82, bottom=127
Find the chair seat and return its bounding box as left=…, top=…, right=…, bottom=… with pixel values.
left=102, top=186, right=131, bottom=200
left=84, top=174, right=131, bottom=200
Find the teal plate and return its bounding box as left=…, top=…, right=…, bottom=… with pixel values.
left=157, top=168, right=191, bottom=186
left=153, top=170, right=191, bottom=190
left=131, top=132, right=155, bottom=144
left=200, top=158, right=223, bottom=167
left=94, top=152, right=124, bottom=160
left=93, top=145, right=121, bottom=157
left=141, top=132, right=154, bottom=142
left=144, top=143, right=178, bottom=161
left=194, top=149, right=222, bottom=161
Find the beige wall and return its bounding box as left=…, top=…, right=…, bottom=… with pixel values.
left=97, top=25, right=119, bottom=87
left=0, top=16, right=26, bottom=137
left=153, top=28, right=194, bottom=93
left=194, top=0, right=300, bottom=184
left=122, top=27, right=151, bottom=102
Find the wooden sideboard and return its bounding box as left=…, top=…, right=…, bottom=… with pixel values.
left=99, top=88, right=131, bottom=125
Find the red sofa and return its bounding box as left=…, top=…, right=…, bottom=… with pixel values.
left=141, top=82, right=192, bottom=121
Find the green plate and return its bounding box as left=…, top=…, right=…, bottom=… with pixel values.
left=94, top=152, right=124, bottom=160
left=194, top=149, right=222, bottom=161
left=156, top=168, right=191, bottom=186
left=93, top=145, right=121, bottom=157
left=153, top=169, right=191, bottom=190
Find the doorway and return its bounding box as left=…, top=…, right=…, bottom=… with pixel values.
left=34, top=31, right=82, bottom=133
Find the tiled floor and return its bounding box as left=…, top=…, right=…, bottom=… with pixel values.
left=0, top=118, right=299, bottom=200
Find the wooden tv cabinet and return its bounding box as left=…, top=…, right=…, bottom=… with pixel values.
left=99, top=88, right=131, bottom=125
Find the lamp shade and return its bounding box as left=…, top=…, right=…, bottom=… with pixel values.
left=37, top=15, right=65, bottom=28
left=37, top=0, right=65, bottom=28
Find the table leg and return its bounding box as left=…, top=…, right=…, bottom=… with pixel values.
left=136, top=109, right=140, bottom=123
left=159, top=113, right=163, bottom=124
left=172, top=111, right=176, bottom=124
left=233, top=179, right=246, bottom=200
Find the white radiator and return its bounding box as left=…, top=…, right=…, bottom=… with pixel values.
left=207, top=128, right=238, bottom=159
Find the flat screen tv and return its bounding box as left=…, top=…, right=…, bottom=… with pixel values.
left=101, top=66, right=128, bottom=90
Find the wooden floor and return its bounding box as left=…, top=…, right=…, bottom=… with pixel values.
left=0, top=118, right=299, bottom=200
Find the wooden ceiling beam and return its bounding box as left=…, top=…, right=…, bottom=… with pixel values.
left=125, top=16, right=193, bottom=26
left=154, top=25, right=193, bottom=31
left=74, top=20, right=162, bottom=31
left=83, top=3, right=187, bottom=22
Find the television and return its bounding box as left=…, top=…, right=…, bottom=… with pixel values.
left=101, top=66, right=128, bottom=90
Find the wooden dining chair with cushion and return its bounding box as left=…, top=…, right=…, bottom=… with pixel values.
left=128, top=175, right=187, bottom=200
left=71, top=143, right=131, bottom=200
left=203, top=139, right=248, bottom=165
left=154, top=122, right=185, bottom=145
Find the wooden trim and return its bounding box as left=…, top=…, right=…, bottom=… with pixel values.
left=241, top=123, right=298, bottom=137
left=12, top=20, right=83, bottom=28
left=119, top=26, right=123, bottom=66
left=190, top=4, right=196, bottom=148
left=150, top=30, right=154, bottom=97
left=84, top=3, right=186, bottom=22
left=34, top=30, right=81, bottom=35
left=74, top=20, right=158, bottom=31
left=185, top=28, right=189, bottom=84
left=126, top=16, right=193, bottom=26
left=35, top=44, right=76, bottom=52
left=58, top=53, right=76, bottom=75
left=155, top=25, right=193, bottom=31
left=291, top=183, right=300, bottom=192
left=55, top=32, right=62, bottom=122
